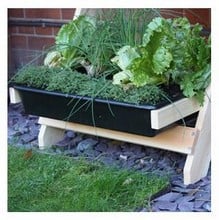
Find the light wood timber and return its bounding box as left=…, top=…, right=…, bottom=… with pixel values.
left=151, top=97, right=200, bottom=129
left=9, top=87, right=21, bottom=104
left=38, top=124, right=64, bottom=150
left=73, top=8, right=82, bottom=19
left=38, top=117, right=197, bottom=154
left=184, top=87, right=211, bottom=184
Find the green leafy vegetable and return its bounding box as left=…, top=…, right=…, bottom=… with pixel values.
left=129, top=48, right=167, bottom=86
left=56, top=15, right=96, bottom=54
left=44, top=51, right=63, bottom=67
left=180, top=64, right=211, bottom=104
left=112, top=70, right=133, bottom=85
left=152, top=46, right=173, bottom=74
left=112, top=16, right=211, bottom=104
left=47, top=15, right=97, bottom=68
left=111, top=45, right=140, bottom=70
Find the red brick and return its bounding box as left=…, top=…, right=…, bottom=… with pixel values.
left=184, top=9, right=211, bottom=28
left=27, top=36, right=55, bottom=50
left=10, top=35, right=27, bottom=49
left=61, top=9, right=75, bottom=20
left=8, top=27, right=18, bottom=35
left=25, top=9, right=61, bottom=19
left=18, top=26, right=35, bottom=34
left=160, top=8, right=184, bottom=18
left=8, top=9, right=24, bottom=18
left=35, top=27, right=53, bottom=36
left=9, top=49, right=43, bottom=75
left=52, top=27, right=61, bottom=36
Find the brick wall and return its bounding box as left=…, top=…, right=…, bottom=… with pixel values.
left=8, top=8, right=211, bottom=77
left=8, top=8, right=76, bottom=76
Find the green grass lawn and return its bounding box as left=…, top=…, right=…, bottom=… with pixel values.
left=8, top=146, right=169, bottom=212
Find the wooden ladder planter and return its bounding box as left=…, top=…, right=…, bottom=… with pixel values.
left=8, top=8, right=210, bottom=185
left=9, top=86, right=211, bottom=185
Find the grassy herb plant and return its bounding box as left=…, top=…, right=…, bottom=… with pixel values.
left=12, top=66, right=166, bottom=105
left=97, top=9, right=161, bottom=47
left=8, top=146, right=169, bottom=212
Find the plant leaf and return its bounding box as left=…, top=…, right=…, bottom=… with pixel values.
left=55, top=15, right=96, bottom=67
left=111, top=45, right=140, bottom=70
left=112, top=70, right=133, bottom=85
left=152, top=46, right=173, bottom=74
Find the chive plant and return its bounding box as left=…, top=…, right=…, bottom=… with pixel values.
left=76, top=9, right=162, bottom=77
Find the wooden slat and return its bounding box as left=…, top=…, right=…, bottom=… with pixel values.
left=184, top=87, right=211, bottom=184
left=9, top=87, right=21, bottom=104
left=38, top=124, right=64, bottom=150
left=151, top=97, right=200, bottom=129
left=39, top=117, right=197, bottom=154
left=73, top=8, right=82, bottom=19
left=74, top=8, right=100, bottom=19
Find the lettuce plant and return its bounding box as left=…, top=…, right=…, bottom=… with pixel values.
left=44, top=16, right=96, bottom=69
left=112, top=17, right=211, bottom=104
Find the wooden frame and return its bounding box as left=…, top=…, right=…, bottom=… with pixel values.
left=151, top=97, right=200, bottom=129
left=38, top=117, right=196, bottom=155
left=9, top=87, right=21, bottom=103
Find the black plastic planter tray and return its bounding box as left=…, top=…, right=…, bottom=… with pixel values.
left=12, top=85, right=184, bottom=137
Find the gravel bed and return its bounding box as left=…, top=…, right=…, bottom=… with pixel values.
left=8, top=103, right=211, bottom=212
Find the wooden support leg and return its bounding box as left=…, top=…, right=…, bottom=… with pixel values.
left=183, top=92, right=211, bottom=185
left=184, top=139, right=210, bottom=185
left=9, top=88, right=21, bottom=104
left=38, top=124, right=64, bottom=150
